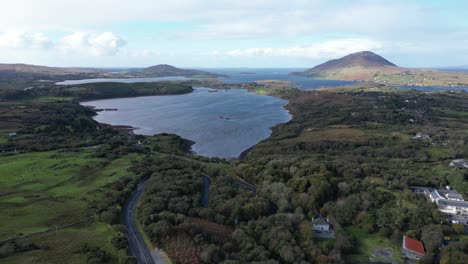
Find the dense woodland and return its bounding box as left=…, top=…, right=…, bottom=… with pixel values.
left=0, top=81, right=192, bottom=101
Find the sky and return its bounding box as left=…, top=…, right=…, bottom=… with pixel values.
left=0, top=0, right=467, bottom=68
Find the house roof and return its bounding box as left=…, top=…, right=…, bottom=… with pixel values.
left=313, top=217, right=329, bottom=226
left=403, top=236, right=425, bottom=256
left=437, top=199, right=468, bottom=208
left=451, top=159, right=468, bottom=166
left=429, top=190, right=443, bottom=200
left=446, top=193, right=464, bottom=200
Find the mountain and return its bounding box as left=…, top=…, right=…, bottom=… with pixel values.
left=127, top=64, right=225, bottom=78
left=0, top=63, right=225, bottom=83
left=0, top=63, right=104, bottom=83
left=293, top=51, right=468, bottom=86
left=293, top=51, right=402, bottom=81
left=0, top=63, right=101, bottom=75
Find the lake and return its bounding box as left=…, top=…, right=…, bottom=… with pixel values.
left=208, top=68, right=360, bottom=89
left=72, top=69, right=467, bottom=158
left=56, top=76, right=194, bottom=85
left=82, top=87, right=291, bottom=158
left=56, top=68, right=360, bottom=89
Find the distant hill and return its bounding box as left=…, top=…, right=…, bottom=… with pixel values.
left=292, top=51, right=468, bottom=87
left=293, top=51, right=401, bottom=81
left=0, top=63, right=104, bottom=83
left=0, top=63, right=225, bottom=84
left=0, top=63, right=101, bottom=75
left=126, top=64, right=225, bottom=78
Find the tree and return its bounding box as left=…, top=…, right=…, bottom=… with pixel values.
left=100, top=207, right=120, bottom=224
left=298, top=221, right=313, bottom=246
left=421, top=224, right=442, bottom=253
left=452, top=224, right=465, bottom=234
left=279, top=245, right=295, bottom=263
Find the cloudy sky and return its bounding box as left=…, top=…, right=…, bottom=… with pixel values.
left=0, top=0, right=467, bottom=68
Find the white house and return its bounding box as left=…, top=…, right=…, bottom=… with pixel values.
left=427, top=189, right=468, bottom=216
left=437, top=199, right=468, bottom=216
left=429, top=190, right=444, bottom=202
left=438, top=187, right=465, bottom=201
left=450, top=159, right=468, bottom=169
left=312, top=217, right=331, bottom=232
left=413, top=132, right=431, bottom=140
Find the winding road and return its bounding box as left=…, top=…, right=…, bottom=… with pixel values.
left=123, top=179, right=168, bottom=264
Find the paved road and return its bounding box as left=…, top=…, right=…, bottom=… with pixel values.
left=123, top=179, right=167, bottom=264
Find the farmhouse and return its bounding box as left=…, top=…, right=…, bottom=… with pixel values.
left=402, top=236, right=425, bottom=260
left=413, top=132, right=430, bottom=140
left=425, top=188, right=468, bottom=216
left=312, top=217, right=331, bottom=232
left=438, top=188, right=465, bottom=201
left=450, top=159, right=468, bottom=169
left=437, top=199, right=468, bottom=216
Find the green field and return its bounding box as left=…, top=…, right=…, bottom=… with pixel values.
left=0, top=222, right=124, bottom=264
left=344, top=226, right=402, bottom=263
left=0, top=150, right=141, bottom=239
left=0, top=149, right=145, bottom=262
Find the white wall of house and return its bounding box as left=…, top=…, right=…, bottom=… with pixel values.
left=313, top=224, right=330, bottom=231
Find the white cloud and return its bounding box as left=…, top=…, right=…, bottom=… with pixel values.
left=0, top=0, right=453, bottom=40
left=217, top=39, right=384, bottom=59
left=0, top=1, right=466, bottom=67
left=0, top=30, right=125, bottom=56
left=0, top=31, right=52, bottom=49
left=59, top=32, right=126, bottom=56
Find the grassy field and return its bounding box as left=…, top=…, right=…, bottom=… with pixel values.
left=0, top=222, right=124, bottom=264
left=0, top=149, right=144, bottom=262
left=34, top=96, right=75, bottom=102
left=344, top=226, right=402, bottom=263
left=0, top=150, right=142, bottom=239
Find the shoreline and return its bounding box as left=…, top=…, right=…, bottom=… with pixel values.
left=80, top=84, right=293, bottom=160
left=79, top=77, right=465, bottom=159
left=77, top=78, right=465, bottom=160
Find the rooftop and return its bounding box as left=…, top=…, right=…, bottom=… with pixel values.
left=429, top=190, right=444, bottom=200
left=403, top=236, right=425, bottom=256
left=437, top=199, right=468, bottom=208
left=312, top=217, right=329, bottom=226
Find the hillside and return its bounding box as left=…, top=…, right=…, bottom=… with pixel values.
left=0, top=63, right=104, bottom=84
left=293, top=51, right=401, bottom=81
left=125, top=64, right=225, bottom=78
left=0, top=63, right=101, bottom=74
left=0, top=63, right=224, bottom=85
left=306, top=51, right=397, bottom=73
left=293, top=51, right=468, bottom=87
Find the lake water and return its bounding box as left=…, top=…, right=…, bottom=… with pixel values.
left=57, top=68, right=360, bottom=90
left=208, top=68, right=360, bottom=90
left=56, top=76, right=194, bottom=85
left=82, top=87, right=291, bottom=158
left=72, top=69, right=467, bottom=158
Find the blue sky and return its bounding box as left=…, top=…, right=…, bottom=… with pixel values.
left=0, top=0, right=467, bottom=68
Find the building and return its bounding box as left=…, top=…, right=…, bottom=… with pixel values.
left=437, top=199, right=468, bottom=216
left=426, top=188, right=468, bottom=216
left=450, top=159, right=468, bottom=169
left=312, top=217, right=331, bottom=232
left=447, top=215, right=468, bottom=225
left=438, top=187, right=465, bottom=201
left=8, top=132, right=17, bottom=137
left=428, top=189, right=444, bottom=202
left=413, top=132, right=431, bottom=140
left=402, top=236, right=425, bottom=260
